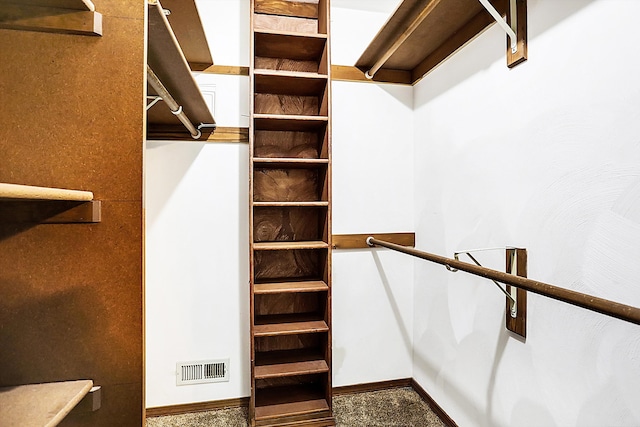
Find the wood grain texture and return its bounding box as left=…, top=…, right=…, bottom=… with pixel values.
left=196, top=64, right=250, bottom=75
left=0, top=0, right=95, bottom=11
left=254, top=206, right=325, bottom=242
left=207, top=127, right=250, bottom=143
left=332, top=233, right=415, bottom=249
left=254, top=13, right=318, bottom=34
left=255, top=129, right=322, bottom=158
left=254, top=249, right=326, bottom=281
left=255, top=0, right=318, bottom=19
left=253, top=168, right=324, bottom=202
left=255, top=292, right=323, bottom=318
left=0, top=5, right=102, bottom=36
left=255, top=94, right=320, bottom=116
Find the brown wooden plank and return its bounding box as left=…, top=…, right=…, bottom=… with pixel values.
left=146, top=397, right=249, bottom=418
left=254, top=13, right=318, bottom=34
left=254, top=320, right=328, bottom=337
left=157, top=0, right=213, bottom=68
left=332, top=233, right=415, bottom=250
left=256, top=30, right=327, bottom=62
left=206, top=127, right=249, bottom=143
left=505, top=248, right=527, bottom=339
left=255, top=359, right=328, bottom=379
left=0, top=5, right=101, bottom=36
left=196, top=65, right=250, bottom=75
left=331, top=65, right=412, bottom=85
left=506, top=0, right=527, bottom=68
left=254, top=241, right=328, bottom=251
left=255, top=281, right=328, bottom=294
left=333, top=378, right=412, bottom=395
left=0, top=0, right=95, bottom=11
left=255, top=0, right=318, bottom=19
left=255, top=70, right=328, bottom=95
left=410, top=0, right=507, bottom=84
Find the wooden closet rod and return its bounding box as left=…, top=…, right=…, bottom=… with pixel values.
left=146, top=65, right=201, bottom=139
left=366, top=237, right=640, bottom=326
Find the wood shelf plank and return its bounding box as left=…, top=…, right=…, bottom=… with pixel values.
left=147, top=0, right=215, bottom=140
left=254, top=280, right=328, bottom=294
left=0, top=0, right=96, bottom=11
left=156, top=0, right=213, bottom=69
left=254, top=241, right=328, bottom=251
left=355, top=0, right=510, bottom=84
left=0, top=3, right=101, bottom=36
left=255, top=359, right=328, bottom=379
left=253, top=201, right=329, bottom=207
left=0, top=380, right=93, bottom=427
left=254, top=315, right=328, bottom=337
left=0, top=183, right=93, bottom=201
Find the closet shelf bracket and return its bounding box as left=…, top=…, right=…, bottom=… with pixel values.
left=479, top=0, right=528, bottom=68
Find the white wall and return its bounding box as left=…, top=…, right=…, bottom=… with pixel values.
left=412, top=1, right=640, bottom=426
left=145, top=1, right=415, bottom=407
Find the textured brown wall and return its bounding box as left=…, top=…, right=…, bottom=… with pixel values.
left=0, top=1, right=145, bottom=425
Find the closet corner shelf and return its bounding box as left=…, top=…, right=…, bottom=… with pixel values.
left=0, top=380, right=93, bottom=427
left=254, top=280, right=329, bottom=294
left=0, top=0, right=102, bottom=36
left=255, top=71, right=328, bottom=96
left=0, top=183, right=101, bottom=223
left=356, top=0, right=511, bottom=85
left=147, top=0, right=215, bottom=141
left=255, top=29, right=327, bottom=61
left=253, top=241, right=329, bottom=251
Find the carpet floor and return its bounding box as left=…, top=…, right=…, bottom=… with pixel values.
left=146, top=387, right=445, bottom=427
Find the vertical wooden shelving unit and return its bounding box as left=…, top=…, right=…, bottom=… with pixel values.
left=249, top=1, right=333, bottom=426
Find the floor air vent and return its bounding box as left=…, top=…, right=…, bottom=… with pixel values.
left=176, top=359, right=229, bottom=385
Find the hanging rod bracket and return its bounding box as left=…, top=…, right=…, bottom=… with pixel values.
left=478, top=0, right=528, bottom=68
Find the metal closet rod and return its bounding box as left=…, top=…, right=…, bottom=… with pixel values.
left=366, top=237, right=640, bottom=326
left=146, top=65, right=201, bottom=140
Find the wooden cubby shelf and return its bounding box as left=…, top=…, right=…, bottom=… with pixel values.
left=250, top=1, right=333, bottom=425
left=254, top=280, right=329, bottom=294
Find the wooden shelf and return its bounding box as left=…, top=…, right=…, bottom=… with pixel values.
left=255, top=358, right=328, bottom=379
left=0, top=380, right=93, bottom=427
left=157, top=0, right=213, bottom=70
left=253, top=241, right=329, bottom=251
left=254, top=280, right=328, bottom=294
left=147, top=0, right=215, bottom=140
left=253, top=201, right=329, bottom=207
left=255, top=385, right=329, bottom=422
left=0, top=0, right=101, bottom=36
left=355, top=0, right=511, bottom=84
left=0, top=183, right=93, bottom=201
left=254, top=314, right=329, bottom=337
left=255, top=29, right=327, bottom=62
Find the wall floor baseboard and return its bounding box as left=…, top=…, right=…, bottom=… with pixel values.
left=146, top=378, right=457, bottom=427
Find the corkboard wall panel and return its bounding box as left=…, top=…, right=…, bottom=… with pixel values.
left=0, top=0, right=145, bottom=424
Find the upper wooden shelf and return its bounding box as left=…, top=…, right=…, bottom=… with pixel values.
left=0, top=380, right=93, bottom=427
left=254, top=29, right=327, bottom=61
left=146, top=0, right=215, bottom=140
left=355, top=0, right=511, bottom=85
left=0, top=183, right=93, bottom=201
left=157, top=0, right=213, bottom=70
left=0, top=0, right=101, bottom=36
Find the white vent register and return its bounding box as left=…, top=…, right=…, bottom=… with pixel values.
left=176, top=359, right=229, bottom=386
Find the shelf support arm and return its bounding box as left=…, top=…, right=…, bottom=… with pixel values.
left=478, top=0, right=518, bottom=53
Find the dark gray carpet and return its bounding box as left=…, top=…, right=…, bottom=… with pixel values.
left=146, top=387, right=445, bottom=427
